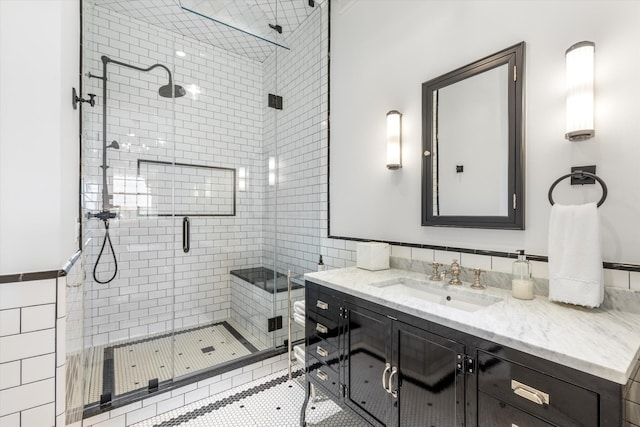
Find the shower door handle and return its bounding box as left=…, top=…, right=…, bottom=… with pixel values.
left=182, top=216, right=190, bottom=253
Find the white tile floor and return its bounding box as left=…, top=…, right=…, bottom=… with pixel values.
left=132, top=369, right=368, bottom=427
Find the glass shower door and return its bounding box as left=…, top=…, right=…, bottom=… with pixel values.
left=81, top=0, right=178, bottom=407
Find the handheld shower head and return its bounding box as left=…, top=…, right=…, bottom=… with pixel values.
left=159, top=83, right=186, bottom=98
left=107, top=140, right=119, bottom=149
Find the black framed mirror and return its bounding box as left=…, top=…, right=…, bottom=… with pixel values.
left=422, top=42, right=525, bottom=229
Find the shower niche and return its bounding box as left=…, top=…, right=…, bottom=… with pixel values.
left=77, top=0, right=326, bottom=414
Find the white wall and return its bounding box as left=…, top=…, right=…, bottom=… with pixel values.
left=0, top=0, right=80, bottom=274
left=330, top=0, right=640, bottom=264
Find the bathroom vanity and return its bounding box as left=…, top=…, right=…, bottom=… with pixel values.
left=300, top=267, right=640, bottom=427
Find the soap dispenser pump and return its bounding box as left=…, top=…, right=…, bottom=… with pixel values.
left=317, top=255, right=326, bottom=272
left=512, top=250, right=533, bottom=300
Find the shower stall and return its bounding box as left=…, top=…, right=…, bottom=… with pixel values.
left=70, top=0, right=328, bottom=417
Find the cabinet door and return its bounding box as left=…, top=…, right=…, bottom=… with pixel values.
left=344, top=303, right=393, bottom=427
left=392, top=321, right=466, bottom=427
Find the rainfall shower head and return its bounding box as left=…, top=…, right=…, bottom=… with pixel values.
left=159, top=83, right=186, bottom=98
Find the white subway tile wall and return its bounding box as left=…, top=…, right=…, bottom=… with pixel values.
left=0, top=277, right=64, bottom=427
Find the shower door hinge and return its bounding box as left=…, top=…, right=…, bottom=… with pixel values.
left=268, top=94, right=283, bottom=110
left=269, top=23, right=283, bottom=34
left=268, top=315, right=283, bottom=332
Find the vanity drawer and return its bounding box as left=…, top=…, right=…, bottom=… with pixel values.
left=478, top=392, right=554, bottom=427
left=307, top=311, right=341, bottom=349
left=306, top=340, right=340, bottom=373
left=478, top=351, right=597, bottom=427
left=307, top=354, right=340, bottom=398
left=307, top=285, right=341, bottom=320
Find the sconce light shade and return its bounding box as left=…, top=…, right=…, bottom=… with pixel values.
left=238, top=167, right=246, bottom=191
left=268, top=157, right=276, bottom=186
left=386, top=110, right=402, bottom=169
left=565, top=41, right=595, bottom=141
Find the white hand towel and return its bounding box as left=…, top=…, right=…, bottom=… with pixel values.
left=548, top=202, right=604, bottom=308
left=293, top=344, right=305, bottom=365
left=293, top=312, right=306, bottom=327
left=293, top=300, right=305, bottom=316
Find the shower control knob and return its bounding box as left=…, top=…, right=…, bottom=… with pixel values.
left=88, top=93, right=97, bottom=107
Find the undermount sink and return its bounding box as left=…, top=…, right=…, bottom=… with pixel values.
left=372, top=278, right=501, bottom=312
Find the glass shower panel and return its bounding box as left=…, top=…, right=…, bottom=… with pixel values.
left=81, top=0, right=177, bottom=407
left=170, top=35, right=271, bottom=381
left=270, top=0, right=325, bottom=350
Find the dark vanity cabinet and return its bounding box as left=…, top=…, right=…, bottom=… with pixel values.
left=302, top=280, right=625, bottom=427
left=342, top=302, right=466, bottom=427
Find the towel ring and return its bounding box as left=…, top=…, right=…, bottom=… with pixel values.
left=548, top=171, right=607, bottom=207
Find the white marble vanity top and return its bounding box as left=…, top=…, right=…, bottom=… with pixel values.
left=305, top=267, right=640, bottom=385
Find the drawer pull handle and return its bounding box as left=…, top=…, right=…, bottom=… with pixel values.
left=316, top=300, right=329, bottom=310
left=511, top=380, right=549, bottom=405
left=316, top=346, right=329, bottom=357
left=317, top=370, right=329, bottom=381
left=316, top=323, right=328, bottom=334
left=512, top=424, right=520, bottom=427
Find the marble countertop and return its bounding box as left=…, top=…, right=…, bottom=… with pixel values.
left=305, top=267, right=640, bottom=385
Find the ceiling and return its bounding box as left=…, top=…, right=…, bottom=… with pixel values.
left=92, top=0, right=323, bottom=62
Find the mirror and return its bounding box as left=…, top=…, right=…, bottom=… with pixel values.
left=422, top=42, right=525, bottom=229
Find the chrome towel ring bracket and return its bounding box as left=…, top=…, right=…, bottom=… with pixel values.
left=548, top=170, right=607, bottom=207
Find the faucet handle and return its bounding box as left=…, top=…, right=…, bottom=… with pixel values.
left=429, top=262, right=441, bottom=280
left=470, top=268, right=486, bottom=290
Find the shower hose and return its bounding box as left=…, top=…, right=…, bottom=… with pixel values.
left=93, top=219, right=118, bottom=284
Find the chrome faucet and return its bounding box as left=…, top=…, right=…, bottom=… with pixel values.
left=448, top=259, right=462, bottom=285
left=429, top=262, right=441, bottom=281
left=470, top=268, right=486, bottom=290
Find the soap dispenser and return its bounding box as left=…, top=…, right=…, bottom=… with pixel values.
left=317, top=255, right=326, bottom=272
left=512, top=250, right=533, bottom=300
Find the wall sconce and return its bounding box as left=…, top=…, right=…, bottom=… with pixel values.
left=386, top=110, right=402, bottom=169
left=238, top=167, right=246, bottom=191
left=565, top=41, right=595, bottom=141
left=268, top=157, right=276, bottom=186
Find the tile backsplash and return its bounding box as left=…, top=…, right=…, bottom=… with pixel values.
left=320, top=239, right=640, bottom=313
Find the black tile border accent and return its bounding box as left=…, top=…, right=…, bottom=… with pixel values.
left=220, top=321, right=259, bottom=353
left=84, top=346, right=287, bottom=418
left=327, top=235, right=640, bottom=273
left=94, top=321, right=262, bottom=409
left=0, top=250, right=82, bottom=284
left=154, top=370, right=304, bottom=427
left=0, top=270, right=62, bottom=284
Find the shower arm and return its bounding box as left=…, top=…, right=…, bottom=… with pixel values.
left=88, top=55, right=177, bottom=214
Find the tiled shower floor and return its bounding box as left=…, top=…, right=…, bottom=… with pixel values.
left=86, top=320, right=265, bottom=404
left=132, top=369, right=368, bottom=427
